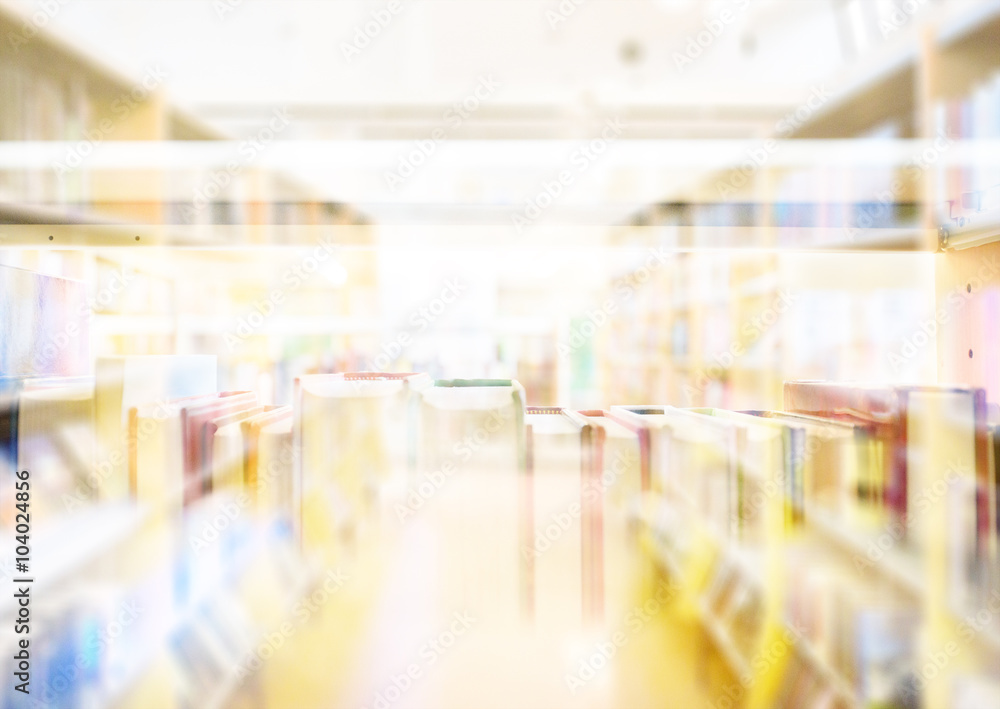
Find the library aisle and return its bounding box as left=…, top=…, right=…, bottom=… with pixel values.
left=247, top=472, right=730, bottom=709
left=3, top=1, right=1000, bottom=708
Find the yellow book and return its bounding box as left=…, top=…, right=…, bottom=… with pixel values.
left=241, top=407, right=293, bottom=512
left=209, top=406, right=265, bottom=492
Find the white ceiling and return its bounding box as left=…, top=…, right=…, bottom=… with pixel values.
left=42, top=0, right=843, bottom=123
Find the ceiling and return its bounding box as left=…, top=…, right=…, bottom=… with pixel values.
left=29, top=0, right=857, bottom=225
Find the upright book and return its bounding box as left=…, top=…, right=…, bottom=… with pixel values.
left=95, top=355, right=216, bottom=501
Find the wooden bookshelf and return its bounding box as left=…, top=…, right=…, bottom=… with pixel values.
left=0, top=1, right=369, bottom=247
left=596, top=4, right=1000, bottom=707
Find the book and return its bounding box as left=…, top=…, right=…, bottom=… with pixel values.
left=577, top=410, right=646, bottom=625
left=935, top=70, right=1000, bottom=226
left=576, top=410, right=643, bottom=512
left=524, top=407, right=591, bottom=626
left=607, top=406, right=741, bottom=552
left=95, top=355, right=217, bottom=501
left=784, top=381, right=989, bottom=597
left=129, top=392, right=256, bottom=516
left=294, top=372, right=431, bottom=549
left=180, top=392, right=259, bottom=505
left=17, top=382, right=96, bottom=522
left=417, top=379, right=527, bottom=625
left=0, top=393, right=17, bottom=530
left=685, top=408, right=786, bottom=545
left=241, top=407, right=293, bottom=517
left=208, top=406, right=267, bottom=492
left=0, top=265, right=90, bottom=380
left=744, top=411, right=870, bottom=528
left=418, top=378, right=526, bottom=476
left=605, top=406, right=672, bottom=494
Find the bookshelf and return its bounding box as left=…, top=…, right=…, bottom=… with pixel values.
left=0, top=1, right=370, bottom=247
left=619, top=386, right=993, bottom=709
left=589, top=0, right=1000, bottom=408
left=616, top=0, right=1000, bottom=253
left=583, top=3, right=1000, bottom=707
left=0, top=0, right=383, bottom=403
left=1, top=1, right=1000, bottom=706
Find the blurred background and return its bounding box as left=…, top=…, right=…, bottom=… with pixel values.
left=1, top=0, right=1000, bottom=707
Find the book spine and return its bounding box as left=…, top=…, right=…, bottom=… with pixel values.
left=127, top=407, right=138, bottom=499
left=520, top=425, right=534, bottom=622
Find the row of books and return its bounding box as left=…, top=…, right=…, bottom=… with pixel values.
left=0, top=498, right=313, bottom=709
left=937, top=69, right=1000, bottom=222
left=4, top=364, right=1000, bottom=705
left=623, top=385, right=997, bottom=709
left=621, top=385, right=990, bottom=554
left=653, top=200, right=914, bottom=232
left=4, top=367, right=995, bottom=598
left=0, top=60, right=90, bottom=205
left=0, top=265, right=91, bottom=385
left=0, top=5, right=358, bottom=230
left=1, top=352, right=316, bottom=708
left=3, top=366, right=996, bottom=590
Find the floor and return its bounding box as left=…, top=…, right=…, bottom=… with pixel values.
left=235, top=470, right=736, bottom=709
